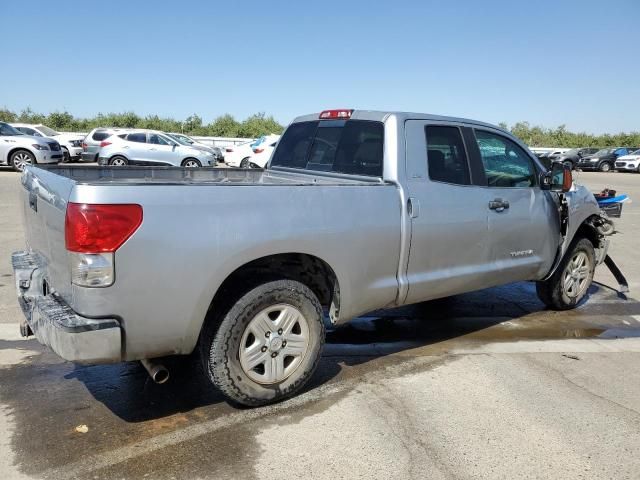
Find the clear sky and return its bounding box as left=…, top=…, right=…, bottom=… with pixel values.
left=2, top=0, right=638, bottom=133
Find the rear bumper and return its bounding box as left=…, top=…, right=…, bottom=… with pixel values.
left=80, top=152, right=97, bottom=163
left=12, top=251, right=121, bottom=364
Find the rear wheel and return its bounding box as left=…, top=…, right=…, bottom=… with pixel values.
left=182, top=158, right=202, bottom=168
left=200, top=279, right=325, bottom=407
left=10, top=150, right=35, bottom=172
left=599, top=162, right=611, bottom=172
left=536, top=238, right=595, bottom=310
left=240, top=157, right=251, bottom=168
left=109, top=156, right=128, bottom=166
left=62, top=148, right=71, bottom=163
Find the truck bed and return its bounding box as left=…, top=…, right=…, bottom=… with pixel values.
left=33, top=165, right=385, bottom=186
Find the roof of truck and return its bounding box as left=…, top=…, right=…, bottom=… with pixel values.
left=291, top=110, right=504, bottom=132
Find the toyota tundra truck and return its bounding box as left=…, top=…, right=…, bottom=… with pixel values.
left=12, top=109, right=618, bottom=406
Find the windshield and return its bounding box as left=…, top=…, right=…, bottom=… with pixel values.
left=0, top=122, right=24, bottom=136
left=594, top=148, right=613, bottom=156
left=37, top=125, right=59, bottom=136
left=562, top=148, right=579, bottom=155
left=632, top=149, right=640, bottom=155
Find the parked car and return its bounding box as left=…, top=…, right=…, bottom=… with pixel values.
left=81, top=128, right=129, bottom=163
left=10, top=123, right=84, bottom=163
left=97, top=130, right=216, bottom=167
left=0, top=121, right=62, bottom=171
left=576, top=147, right=637, bottom=172
left=247, top=134, right=280, bottom=168
left=614, top=149, right=640, bottom=172
left=165, top=133, right=223, bottom=164
left=549, top=147, right=600, bottom=169
left=13, top=109, right=618, bottom=407
left=224, top=140, right=256, bottom=167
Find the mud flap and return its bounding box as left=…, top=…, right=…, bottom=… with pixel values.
left=603, top=255, right=629, bottom=293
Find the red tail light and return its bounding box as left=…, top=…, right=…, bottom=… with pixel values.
left=253, top=148, right=264, bottom=154
left=100, top=141, right=111, bottom=148
left=226, top=147, right=234, bottom=152
left=319, top=109, right=353, bottom=119
left=81, top=142, right=88, bottom=151
left=65, top=203, right=143, bottom=253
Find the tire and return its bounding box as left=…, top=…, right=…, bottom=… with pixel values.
left=109, top=156, right=128, bottom=166
left=536, top=237, right=595, bottom=310
left=200, top=279, right=325, bottom=407
left=240, top=157, right=250, bottom=168
left=62, top=148, right=71, bottom=163
left=182, top=158, right=202, bottom=168
left=599, top=162, right=611, bottom=172
left=9, top=150, right=35, bottom=172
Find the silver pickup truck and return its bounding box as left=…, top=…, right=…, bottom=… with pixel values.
left=12, top=109, right=618, bottom=406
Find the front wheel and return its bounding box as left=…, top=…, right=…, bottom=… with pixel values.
left=599, top=162, right=611, bottom=172
left=10, top=150, right=35, bottom=172
left=536, top=238, right=595, bottom=310
left=109, top=156, right=129, bottom=166
left=182, top=158, right=202, bottom=168
left=200, top=279, right=325, bottom=406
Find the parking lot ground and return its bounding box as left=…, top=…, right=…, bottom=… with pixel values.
left=1, top=168, right=640, bottom=479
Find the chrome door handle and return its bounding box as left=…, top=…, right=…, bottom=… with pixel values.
left=488, top=199, right=509, bottom=211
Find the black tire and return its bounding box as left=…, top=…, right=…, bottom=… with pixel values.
left=240, top=157, right=250, bottom=168
left=9, top=149, right=35, bottom=172
left=599, top=162, right=611, bottom=172
left=182, top=158, right=202, bottom=168
left=62, top=148, right=71, bottom=163
left=200, top=279, right=325, bottom=407
left=536, top=237, right=595, bottom=310
left=109, top=155, right=129, bottom=166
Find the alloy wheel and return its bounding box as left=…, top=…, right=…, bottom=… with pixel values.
left=562, top=251, right=591, bottom=299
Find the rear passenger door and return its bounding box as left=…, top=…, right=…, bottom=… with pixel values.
left=403, top=121, right=493, bottom=304
left=473, top=128, right=559, bottom=282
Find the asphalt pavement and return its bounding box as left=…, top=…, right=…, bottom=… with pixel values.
left=1, top=167, right=639, bottom=480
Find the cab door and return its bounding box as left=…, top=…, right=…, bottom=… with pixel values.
left=403, top=121, right=493, bottom=304
left=472, top=128, right=559, bottom=282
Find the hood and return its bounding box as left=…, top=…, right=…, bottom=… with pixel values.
left=617, top=154, right=640, bottom=161
left=53, top=133, right=84, bottom=142
left=1, top=134, right=53, bottom=147
left=186, top=144, right=215, bottom=154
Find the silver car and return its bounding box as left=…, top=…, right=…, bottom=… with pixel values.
left=81, top=128, right=129, bottom=163
left=97, top=130, right=216, bottom=167
left=165, top=133, right=222, bottom=164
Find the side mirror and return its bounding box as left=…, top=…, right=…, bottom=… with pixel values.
left=541, top=162, right=572, bottom=192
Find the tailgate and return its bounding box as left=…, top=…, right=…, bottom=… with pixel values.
left=20, top=166, right=75, bottom=302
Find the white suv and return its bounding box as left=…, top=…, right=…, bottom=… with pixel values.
left=11, top=123, right=84, bottom=163
left=615, top=149, right=640, bottom=172
left=0, top=122, right=62, bottom=171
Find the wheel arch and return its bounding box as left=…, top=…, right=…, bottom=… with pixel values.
left=199, top=252, right=341, bottom=342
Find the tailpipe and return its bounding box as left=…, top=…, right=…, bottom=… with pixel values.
left=140, top=358, right=170, bottom=384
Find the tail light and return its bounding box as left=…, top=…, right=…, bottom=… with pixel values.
left=100, top=141, right=111, bottom=148
left=253, top=148, right=264, bottom=154
left=65, top=203, right=143, bottom=287
left=81, top=142, right=88, bottom=151
left=319, top=109, right=353, bottom=119
left=226, top=147, right=234, bottom=152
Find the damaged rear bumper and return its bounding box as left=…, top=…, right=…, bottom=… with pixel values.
left=12, top=251, right=122, bottom=363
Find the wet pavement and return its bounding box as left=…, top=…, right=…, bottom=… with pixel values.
left=1, top=170, right=640, bottom=479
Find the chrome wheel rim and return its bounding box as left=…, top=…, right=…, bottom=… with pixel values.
left=184, top=160, right=199, bottom=168
left=111, top=158, right=126, bottom=166
left=13, top=153, right=32, bottom=171
left=563, top=251, right=591, bottom=298
left=601, top=163, right=610, bottom=172
left=239, top=304, right=310, bottom=385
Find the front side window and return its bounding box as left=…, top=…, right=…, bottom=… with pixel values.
left=475, top=130, right=536, bottom=188
left=0, top=122, right=24, bottom=136
left=425, top=126, right=471, bottom=185
left=271, top=120, right=384, bottom=177
left=17, top=127, right=39, bottom=136
left=149, top=134, right=171, bottom=145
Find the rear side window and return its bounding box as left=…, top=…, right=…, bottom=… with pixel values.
left=475, top=130, right=536, bottom=188
left=425, top=126, right=471, bottom=185
left=92, top=131, right=111, bottom=141
left=271, top=120, right=384, bottom=177
left=127, top=133, right=146, bottom=143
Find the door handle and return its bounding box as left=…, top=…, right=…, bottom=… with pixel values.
left=488, top=198, right=509, bottom=212
left=408, top=197, right=420, bottom=218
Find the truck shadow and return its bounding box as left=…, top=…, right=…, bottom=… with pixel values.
left=68, top=281, right=639, bottom=423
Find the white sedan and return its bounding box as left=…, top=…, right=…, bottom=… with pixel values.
left=247, top=135, right=280, bottom=168
left=11, top=123, right=84, bottom=162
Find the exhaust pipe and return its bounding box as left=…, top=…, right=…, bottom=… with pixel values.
left=140, top=358, right=170, bottom=384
